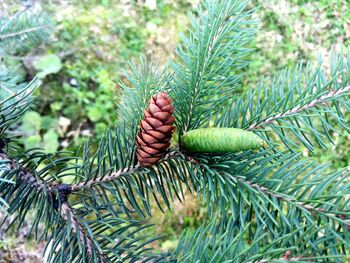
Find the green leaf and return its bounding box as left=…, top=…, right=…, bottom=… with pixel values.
left=43, top=129, right=59, bottom=153
left=87, top=106, right=102, bottom=122
left=24, top=135, right=41, bottom=149
left=95, top=122, right=107, bottom=136
left=22, top=111, right=42, bottom=132
left=33, top=54, right=62, bottom=78
left=42, top=116, right=56, bottom=130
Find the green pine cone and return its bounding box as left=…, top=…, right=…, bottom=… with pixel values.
left=181, top=128, right=264, bottom=153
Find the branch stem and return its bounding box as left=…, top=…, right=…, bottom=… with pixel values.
left=69, top=151, right=184, bottom=192
left=238, top=176, right=350, bottom=228
left=0, top=26, right=48, bottom=40
left=0, top=155, right=107, bottom=260
left=60, top=202, right=108, bottom=262
left=0, top=153, right=51, bottom=192
left=70, top=165, right=141, bottom=192
left=248, top=85, right=350, bottom=130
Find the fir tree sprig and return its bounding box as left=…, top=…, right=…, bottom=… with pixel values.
left=117, top=57, right=167, bottom=139
left=174, top=218, right=350, bottom=262
left=217, top=53, right=350, bottom=152
left=194, top=149, right=350, bottom=233
left=70, top=164, right=141, bottom=191
left=170, top=0, right=257, bottom=136
left=0, top=8, right=53, bottom=54
left=58, top=202, right=107, bottom=261
left=0, top=77, right=39, bottom=133
left=0, top=150, right=165, bottom=262
left=46, top=201, right=161, bottom=262
left=247, top=85, right=350, bottom=130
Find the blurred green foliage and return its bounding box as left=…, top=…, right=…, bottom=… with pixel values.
left=40, top=3, right=146, bottom=145
left=33, top=54, right=63, bottom=78
left=21, top=111, right=58, bottom=152
left=14, top=0, right=193, bottom=152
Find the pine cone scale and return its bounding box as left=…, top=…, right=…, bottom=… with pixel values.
left=144, top=110, right=152, bottom=118
left=149, top=103, right=161, bottom=113
left=151, top=142, right=170, bottom=150
left=160, top=105, right=174, bottom=112
left=164, top=116, right=176, bottom=125
left=141, top=120, right=153, bottom=131
left=155, top=99, right=169, bottom=108
left=156, top=125, right=175, bottom=134
left=145, top=130, right=167, bottom=140
left=137, top=148, right=163, bottom=158
left=141, top=133, right=158, bottom=144
left=140, top=146, right=161, bottom=155
left=153, top=112, right=171, bottom=121
left=145, top=117, right=163, bottom=128
left=136, top=92, right=176, bottom=167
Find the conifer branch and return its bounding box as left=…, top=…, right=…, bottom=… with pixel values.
left=59, top=202, right=108, bottom=262
left=248, top=85, right=350, bottom=130
left=255, top=256, right=304, bottom=263
left=0, top=9, right=53, bottom=53
left=219, top=56, right=350, bottom=152
left=0, top=25, right=48, bottom=40
left=0, top=152, right=51, bottom=192
left=236, top=175, right=350, bottom=228
left=171, top=0, right=256, bottom=135
left=70, top=150, right=184, bottom=193
left=0, top=154, right=108, bottom=261
left=2, top=0, right=350, bottom=260
left=70, top=164, right=141, bottom=192
left=0, top=82, right=16, bottom=96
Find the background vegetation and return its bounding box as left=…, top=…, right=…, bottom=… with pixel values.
left=1, top=0, right=349, bottom=261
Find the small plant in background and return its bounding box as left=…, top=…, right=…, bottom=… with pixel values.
left=1, top=1, right=192, bottom=155
left=1, top=1, right=350, bottom=263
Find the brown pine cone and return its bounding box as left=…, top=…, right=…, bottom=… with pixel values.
left=136, top=92, right=176, bottom=167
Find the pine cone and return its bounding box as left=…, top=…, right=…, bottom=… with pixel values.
left=136, top=92, right=176, bottom=167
